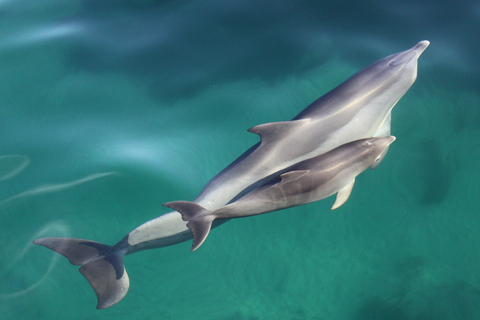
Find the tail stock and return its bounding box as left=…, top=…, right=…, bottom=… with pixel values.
left=33, top=237, right=129, bottom=309
left=163, top=201, right=215, bottom=251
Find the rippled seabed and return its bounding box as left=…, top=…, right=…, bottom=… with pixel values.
left=1, top=1, right=480, bottom=319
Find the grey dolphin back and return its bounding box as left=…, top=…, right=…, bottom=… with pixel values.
left=33, top=237, right=129, bottom=309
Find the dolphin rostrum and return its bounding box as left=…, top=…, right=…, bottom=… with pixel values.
left=165, top=136, right=396, bottom=251
left=33, top=41, right=429, bottom=309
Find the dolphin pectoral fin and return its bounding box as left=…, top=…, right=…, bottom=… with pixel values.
left=248, top=120, right=309, bottom=146
left=331, top=179, right=355, bottom=210
left=370, top=112, right=391, bottom=169
left=373, top=111, right=392, bottom=138
left=279, top=170, right=309, bottom=182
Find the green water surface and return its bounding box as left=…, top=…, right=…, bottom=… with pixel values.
left=1, top=1, right=480, bottom=319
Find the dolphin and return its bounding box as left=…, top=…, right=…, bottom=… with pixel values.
left=165, top=136, right=396, bottom=251
left=33, top=41, right=429, bottom=309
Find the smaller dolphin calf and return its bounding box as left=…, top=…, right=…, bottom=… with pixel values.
left=164, top=136, right=396, bottom=251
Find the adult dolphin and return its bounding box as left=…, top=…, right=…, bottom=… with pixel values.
left=34, top=41, right=429, bottom=309
left=166, top=136, right=396, bottom=251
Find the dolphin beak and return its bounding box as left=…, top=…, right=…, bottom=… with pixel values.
left=389, top=40, right=429, bottom=66
left=413, top=40, right=430, bottom=56
left=385, top=135, right=396, bottom=146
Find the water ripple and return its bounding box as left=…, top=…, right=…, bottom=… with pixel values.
left=0, top=171, right=117, bottom=206
left=0, top=154, right=30, bottom=181
left=0, top=221, right=71, bottom=299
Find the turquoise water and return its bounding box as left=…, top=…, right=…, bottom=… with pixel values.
left=1, top=0, right=480, bottom=319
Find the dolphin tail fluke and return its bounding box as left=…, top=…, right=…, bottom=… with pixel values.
left=186, top=217, right=215, bottom=251
left=33, top=237, right=129, bottom=309
left=163, top=201, right=214, bottom=251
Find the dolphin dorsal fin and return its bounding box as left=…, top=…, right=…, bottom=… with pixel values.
left=280, top=170, right=309, bottom=183
left=248, top=120, right=309, bottom=146
left=331, top=178, right=355, bottom=210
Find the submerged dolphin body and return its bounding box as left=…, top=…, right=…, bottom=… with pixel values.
left=165, top=136, right=396, bottom=251
left=33, top=41, right=429, bottom=309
